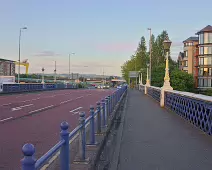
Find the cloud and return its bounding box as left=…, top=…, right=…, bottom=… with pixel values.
left=95, top=42, right=135, bottom=52
left=33, top=51, right=60, bottom=57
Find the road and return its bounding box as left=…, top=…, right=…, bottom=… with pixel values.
left=0, top=88, right=114, bottom=170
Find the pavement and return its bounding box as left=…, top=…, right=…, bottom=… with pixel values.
left=0, top=88, right=114, bottom=170
left=111, top=89, right=212, bottom=170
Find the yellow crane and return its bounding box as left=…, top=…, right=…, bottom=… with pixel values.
left=15, top=59, right=29, bottom=74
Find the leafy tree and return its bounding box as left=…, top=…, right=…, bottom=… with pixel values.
left=170, top=69, right=194, bottom=92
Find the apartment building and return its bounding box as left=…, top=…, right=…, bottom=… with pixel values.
left=0, top=58, right=15, bottom=76
left=178, top=37, right=198, bottom=74
left=196, top=25, right=212, bottom=88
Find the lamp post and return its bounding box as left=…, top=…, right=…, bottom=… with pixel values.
left=54, top=61, right=57, bottom=83
left=148, top=28, right=152, bottom=85
left=18, top=27, right=27, bottom=84
left=146, top=63, right=150, bottom=86
left=41, top=67, right=45, bottom=84
left=69, top=53, right=75, bottom=80
left=139, top=68, right=144, bottom=85
left=160, top=36, right=173, bottom=107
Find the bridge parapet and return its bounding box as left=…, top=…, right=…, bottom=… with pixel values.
left=140, top=84, right=212, bottom=135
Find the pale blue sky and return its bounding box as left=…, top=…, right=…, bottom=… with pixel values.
left=0, top=0, right=211, bottom=76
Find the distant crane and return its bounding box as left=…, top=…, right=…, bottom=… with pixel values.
left=15, top=59, right=29, bottom=74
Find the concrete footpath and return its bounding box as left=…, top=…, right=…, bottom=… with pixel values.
left=109, top=89, right=212, bottom=170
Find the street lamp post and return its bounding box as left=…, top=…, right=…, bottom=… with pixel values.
left=41, top=67, right=45, bottom=84
left=148, top=28, right=152, bottom=85
left=18, top=27, right=27, bottom=84
left=146, top=63, right=150, bottom=86
left=160, top=36, right=173, bottom=107
left=54, top=61, right=57, bottom=83
left=69, top=53, right=75, bottom=80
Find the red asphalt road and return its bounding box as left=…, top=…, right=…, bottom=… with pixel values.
left=0, top=89, right=114, bottom=170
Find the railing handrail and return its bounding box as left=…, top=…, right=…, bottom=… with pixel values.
left=149, top=86, right=161, bottom=90
left=165, top=89, right=212, bottom=102
left=21, top=85, right=128, bottom=170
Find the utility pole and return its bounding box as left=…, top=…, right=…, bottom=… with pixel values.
left=148, top=28, right=152, bottom=85
left=54, top=61, right=57, bottom=82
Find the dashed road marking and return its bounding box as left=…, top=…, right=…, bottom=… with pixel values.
left=70, top=107, right=83, bottom=115
left=28, top=105, right=54, bottom=114
left=11, top=104, right=34, bottom=111
left=0, top=117, right=13, bottom=122
left=76, top=96, right=84, bottom=99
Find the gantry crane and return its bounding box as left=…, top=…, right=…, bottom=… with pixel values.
left=15, top=59, right=29, bottom=75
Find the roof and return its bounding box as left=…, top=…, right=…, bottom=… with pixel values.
left=183, top=36, right=198, bottom=43
left=0, top=58, right=15, bottom=62
left=196, top=25, right=212, bottom=34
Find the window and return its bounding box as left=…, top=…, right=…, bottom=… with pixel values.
left=204, top=33, right=209, bottom=43
left=199, top=47, right=204, bottom=55
left=199, top=33, right=204, bottom=44
left=209, top=68, right=212, bottom=76
left=199, top=57, right=204, bottom=65
left=184, top=51, right=188, bottom=57
left=209, top=33, right=212, bottom=43
left=204, top=46, right=212, bottom=54
left=199, top=68, right=204, bottom=76
left=185, top=61, right=188, bottom=66
left=208, top=79, right=212, bottom=87
left=198, top=78, right=203, bottom=87
left=205, top=57, right=212, bottom=65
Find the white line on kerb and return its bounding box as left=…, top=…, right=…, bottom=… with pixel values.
left=0, top=117, right=13, bottom=122
left=28, top=105, right=54, bottom=114
left=1, top=103, right=12, bottom=106
left=60, top=99, right=73, bottom=104
left=70, top=107, right=83, bottom=114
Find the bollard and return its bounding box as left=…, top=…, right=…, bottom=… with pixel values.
left=79, top=111, right=86, bottom=160
left=60, top=121, right=70, bottom=170
left=101, top=99, right=106, bottom=127
left=96, top=102, right=101, bottom=134
left=89, top=105, right=96, bottom=145
left=21, top=143, right=36, bottom=170
left=105, top=97, right=109, bottom=125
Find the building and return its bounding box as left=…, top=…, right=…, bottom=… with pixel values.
left=196, top=25, right=212, bottom=88
left=177, top=52, right=184, bottom=71
left=0, top=58, right=16, bottom=76
left=181, top=37, right=199, bottom=74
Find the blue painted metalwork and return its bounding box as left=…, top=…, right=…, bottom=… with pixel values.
left=96, top=102, right=101, bottom=134
left=21, top=143, right=36, bottom=170
left=21, top=86, right=127, bottom=170
left=101, top=99, right=106, bottom=126
left=147, top=86, right=161, bottom=102
left=165, top=91, right=212, bottom=135
left=89, top=105, right=96, bottom=145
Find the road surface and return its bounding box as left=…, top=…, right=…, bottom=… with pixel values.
left=0, top=88, right=114, bottom=170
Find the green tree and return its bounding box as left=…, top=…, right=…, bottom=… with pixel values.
left=170, top=69, right=194, bottom=92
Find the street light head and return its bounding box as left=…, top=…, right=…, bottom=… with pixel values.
left=42, top=67, right=45, bottom=72
left=147, top=28, right=151, bottom=30
left=146, top=63, right=150, bottom=67
left=163, top=36, right=172, bottom=50
left=22, top=27, right=27, bottom=30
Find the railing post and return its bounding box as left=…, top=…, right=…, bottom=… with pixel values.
left=21, top=143, right=36, bottom=170
left=96, top=102, right=101, bottom=134
left=79, top=112, right=86, bottom=160
left=105, top=97, right=109, bottom=125
left=89, top=105, right=96, bottom=145
left=60, top=121, right=70, bottom=170
left=101, top=99, right=106, bottom=127
left=107, top=96, right=111, bottom=114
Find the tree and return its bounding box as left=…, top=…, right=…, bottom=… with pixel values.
left=170, top=70, right=194, bottom=92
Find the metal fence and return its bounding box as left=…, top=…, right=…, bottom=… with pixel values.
left=0, top=83, right=78, bottom=93
left=21, top=85, right=128, bottom=170
left=147, top=86, right=161, bottom=102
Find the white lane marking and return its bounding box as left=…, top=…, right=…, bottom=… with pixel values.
left=87, top=94, right=92, bottom=96
left=76, top=96, right=84, bottom=99
left=1, top=103, right=12, bottom=106
left=0, top=117, right=13, bottom=122
left=60, top=99, right=73, bottom=104
left=12, top=104, right=34, bottom=111
left=70, top=107, right=83, bottom=115
left=28, top=105, right=54, bottom=114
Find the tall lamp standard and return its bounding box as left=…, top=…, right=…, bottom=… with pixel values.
left=18, top=27, right=27, bottom=83
left=147, top=28, right=152, bottom=85
left=160, top=36, right=173, bottom=107
left=69, top=53, right=75, bottom=80
left=54, top=61, right=57, bottom=83
left=41, top=67, right=45, bottom=84
left=146, top=63, right=150, bottom=86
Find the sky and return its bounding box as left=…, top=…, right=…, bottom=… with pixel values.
left=0, top=0, right=211, bottom=76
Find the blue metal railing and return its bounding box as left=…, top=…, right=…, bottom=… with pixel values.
left=0, top=83, right=79, bottom=94
left=20, top=85, right=127, bottom=170
left=147, top=86, right=161, bottom=102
